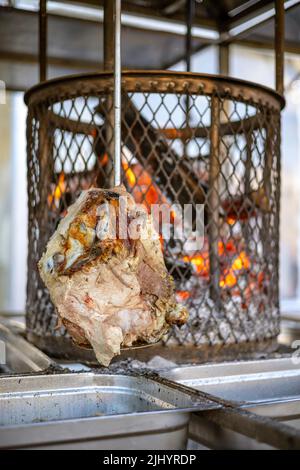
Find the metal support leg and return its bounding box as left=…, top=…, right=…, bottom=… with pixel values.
left=275, top=0, right=285, bottom=95
left=209, top=95, right=221, bottom=305
left=39, top=0, right=47, bottom=82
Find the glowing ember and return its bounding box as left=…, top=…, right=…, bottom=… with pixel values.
left=176, top=291, right=191, bottom=301
left=227, top=217, right=236, bottom=225
left=48, top=172, right=66, bottom=209
left=99, top=152, right=109, bottom=166
left=183, top=253, right=209, bottom=277
left=220, top=271, right=238, bottom=288
left=218, top=240, right=236, bottom=256
left=220, top=251, right=251, bottom=288
left=182, top=246, right=251, bottom=289
left=231, top=251, right=250, bottom=271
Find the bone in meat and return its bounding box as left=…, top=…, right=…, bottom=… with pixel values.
left=39, top=186, right=188, bottom=366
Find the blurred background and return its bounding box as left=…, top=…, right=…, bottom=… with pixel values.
left=0, top=0, right=300, bottom=315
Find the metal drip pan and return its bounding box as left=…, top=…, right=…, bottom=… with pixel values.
left=0, top=372, right=218, bottom=449
left=161, top=358, right=300, bottom=449
left=161, top=357, right=300, bottom=406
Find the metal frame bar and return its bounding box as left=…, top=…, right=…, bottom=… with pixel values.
left=103, top=0, right=114, bottom=71
left=224, top=0, right=274, bottom=37
left=191, top=407, right=300, bottom=450
left=185, top=0, right=195, bottom=72
left=208, top=94, right=221, bottom=306
left=184, top=0, right=195, bottom=150
left=164, top=0, right=186, bottom=16
left=275, top=0, right=285, bottom=95
left=223, top=0, right=274, bottom=28
left=219, top=43, right=229, bottom=76
left=224, top=0, right=298, bottom=39
left=39, top=0, right=47, bottom=82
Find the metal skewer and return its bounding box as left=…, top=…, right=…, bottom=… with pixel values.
left=113, top=0, right=122, bottom=187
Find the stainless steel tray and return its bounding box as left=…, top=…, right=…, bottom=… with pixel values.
left=279, top=313, right=300, bottom=346
left=162, top=357, right=300, bottom=405
left=0, top=323, right=54, bottom=374
left=0, top=372, right=218, bottom=449
left=162, top=358, right=300, bottom=449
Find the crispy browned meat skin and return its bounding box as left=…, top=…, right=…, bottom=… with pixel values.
left=39, top=186, right=188, bottom=366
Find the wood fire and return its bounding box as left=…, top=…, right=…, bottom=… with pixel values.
left=122, top=161, right=253, bottom=292
left=46, top=155, right=264, bottom=316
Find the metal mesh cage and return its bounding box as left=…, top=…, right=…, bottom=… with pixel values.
left=25, top=71, right=284, bottom=357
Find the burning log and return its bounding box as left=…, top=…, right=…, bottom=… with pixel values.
left=158, top=113, right=265, bottom=140
left=39, top=186, right=188, bottom=366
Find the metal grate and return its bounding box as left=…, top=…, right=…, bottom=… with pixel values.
left=25, top=71, right=284, bottom=356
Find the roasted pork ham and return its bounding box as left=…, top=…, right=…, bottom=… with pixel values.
left=39, top=186, right=188, bottom=366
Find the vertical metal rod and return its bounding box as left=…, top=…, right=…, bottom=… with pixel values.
left=245, top=134, right=252, bottom=202
left=104, top=0, right=114, bottom=71
left=262, top=115, right=274, bottom=291
left=219, top=44, right=229, bottom=76
left=273, top=0, right=283, bottom=310
left=244, top=132, right=253, bottom=246
left=185, top=0, right=194, bottom=154
left=38, top=0, right=49, bottom=260
left=209, top=95, right=221, bottom=305
left=103, top=0, right=115, bottom=187
left=218, top=43, right=230, bottom=200
left=185, top=0, right=195, bottom=72
left=114, top=0, right=122, bottom=187
left=39, top=0, right=47, bottom=82
left=275, top=0, right=285, bottom=95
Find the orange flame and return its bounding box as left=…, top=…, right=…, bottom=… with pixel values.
left=100, top=153, right=109, bottom=166
left=176, top=290, right=191, bottom=301
left=123, top=160, right=167, bottom=209
left=48, top=172, right=66, bottom=209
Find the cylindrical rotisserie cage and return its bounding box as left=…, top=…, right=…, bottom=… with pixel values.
left=25, top=71, right=284, bottom=359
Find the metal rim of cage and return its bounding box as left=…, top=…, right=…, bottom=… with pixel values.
left=24, top=70, right=285, bottom=110
left=25, top=70, right=284, bottom=361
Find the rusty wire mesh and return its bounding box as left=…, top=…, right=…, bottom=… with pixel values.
left=25, top=72, right=283, bottom=355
